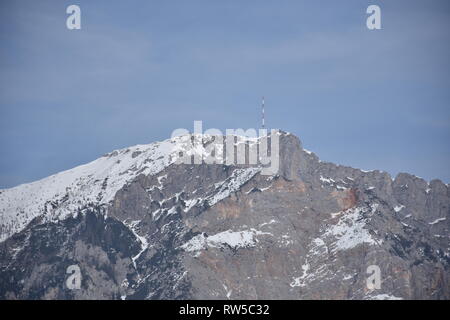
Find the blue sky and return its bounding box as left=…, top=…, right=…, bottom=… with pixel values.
left=0, top=0, right=449, bottom=188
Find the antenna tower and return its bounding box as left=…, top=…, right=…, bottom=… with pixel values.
left=261, top=96, right=265, bottom=129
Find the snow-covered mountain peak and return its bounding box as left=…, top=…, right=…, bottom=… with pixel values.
left=0, top=132, right=283, bottom=242
left=0, top=135, right=201, bottom=242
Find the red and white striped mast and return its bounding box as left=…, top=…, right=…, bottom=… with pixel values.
left=261, top=96, right=265, bottom=129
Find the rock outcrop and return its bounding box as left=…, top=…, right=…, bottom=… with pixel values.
left=0, top=132, right=448, bottom=299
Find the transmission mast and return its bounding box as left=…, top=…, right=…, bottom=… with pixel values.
left=261, top=96, right=265, bottom=129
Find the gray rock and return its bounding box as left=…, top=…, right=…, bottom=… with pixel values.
left=0, top=133, right=448, bottom=300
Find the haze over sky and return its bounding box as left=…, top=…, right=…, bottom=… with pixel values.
left=1, top=0, right=449, bottom=188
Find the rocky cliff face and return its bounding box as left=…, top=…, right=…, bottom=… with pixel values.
left=0, top=132, right=448, bottom=300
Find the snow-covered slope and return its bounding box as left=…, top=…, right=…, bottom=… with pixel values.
left=0, top=133, right=271, bottom=243
left=0, top=135, right=212, bottom=242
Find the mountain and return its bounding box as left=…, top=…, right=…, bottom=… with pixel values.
left=0, top=132, right=448, bottom=300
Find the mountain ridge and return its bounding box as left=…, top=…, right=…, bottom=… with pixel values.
left=0, top=132, right=448, bottom=299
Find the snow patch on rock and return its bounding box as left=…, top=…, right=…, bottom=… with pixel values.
left=324, top=206, right=380, bottom=251
left=366, top=293, right=403, bottom=300
left=181, top=228, right=270, bottom=253
left=206, top=168, right=261, bottom=206
left=429, top=217, right=446, bottom=225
